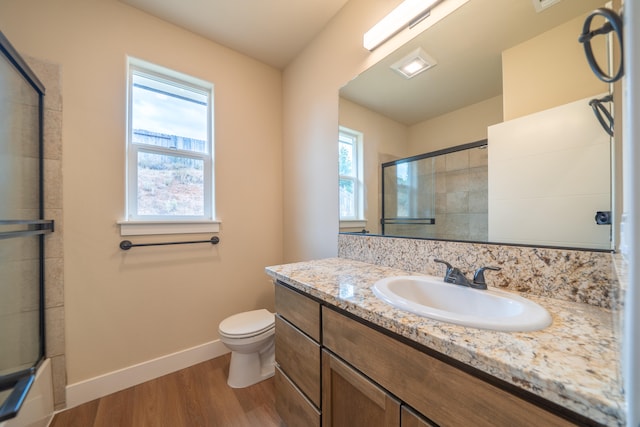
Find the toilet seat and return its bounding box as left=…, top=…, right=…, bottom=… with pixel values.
left=219, top=309, right=274, bottom=339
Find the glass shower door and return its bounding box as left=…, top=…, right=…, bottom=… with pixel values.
left=0, top=31, right=52, bottom=422
left=381, top=156, right=436, bottom=238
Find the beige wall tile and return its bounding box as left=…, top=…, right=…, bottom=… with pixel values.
left=445, top=169, right=469, bottom=193
left=446, top=192, right=468, bottom=213
left=44, top=109, right=63, bottom=160
left=51, top=354, right=67, bottom=409
left=44, top=159, right=62, bottom=209
left=24, top=56, right=62, bottom=113
left=45, top=257, right=64, bottom=308
left=45, top=306, right=65, bottom=358
left=445, top=150, right=469, bottom=171
left=469, top=146, right=488, bottom=167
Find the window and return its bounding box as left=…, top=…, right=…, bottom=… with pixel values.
left=339, top=127, right=364, bottom=222
left=123, top=58, right=216, bottom=234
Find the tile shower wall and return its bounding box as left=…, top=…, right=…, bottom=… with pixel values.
left=25, top=56, right=66, bottom=410
left=338, top=234, right=617, bottom=310
left=435, top=146, right=488, bottom=241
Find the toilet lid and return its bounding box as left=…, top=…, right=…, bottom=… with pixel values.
left=219, top=309, right=275, bottom=338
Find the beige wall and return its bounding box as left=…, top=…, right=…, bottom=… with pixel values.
left=283, top=0, right=437, bottom=261
left=0, top=0, right=283, bottom=385
left=407, top=95, right=503, bottom=155
left=338, top=98, right=408, bottom=234
left=502, top=13, right=608, bottom=120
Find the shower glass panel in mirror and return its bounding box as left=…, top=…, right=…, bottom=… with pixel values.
left=382, top=141, right=486, bottom=241
left=338, top=0, right=617, bottom=251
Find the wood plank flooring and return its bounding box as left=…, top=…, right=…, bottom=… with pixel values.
left=50, top=354, right=284, bottom=427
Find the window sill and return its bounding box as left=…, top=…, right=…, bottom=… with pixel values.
left=339, top=220, right=367, bottom=229
left=117, top=220, right=221, bottom=236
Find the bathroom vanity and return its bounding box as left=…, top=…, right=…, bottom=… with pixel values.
left=266, top=258, right=624, bottom=427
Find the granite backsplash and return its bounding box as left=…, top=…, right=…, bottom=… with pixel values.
left=338, top=234, right=619, bottom=310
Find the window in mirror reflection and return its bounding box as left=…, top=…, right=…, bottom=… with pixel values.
left=339, top=127, right=364, bottom=221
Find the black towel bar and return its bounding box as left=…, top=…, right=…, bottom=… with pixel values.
left=0, top=220, right=54, bottom=240
left=119, top=236, right=220, bottom=250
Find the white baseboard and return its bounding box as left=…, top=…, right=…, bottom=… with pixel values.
left=65, top=340, right=229, bottom=409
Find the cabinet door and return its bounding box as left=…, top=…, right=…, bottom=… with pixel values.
left=322, top=350, right=400, bottom=427
left=401, top=406, right=437, bottom=427
left=323, top=307, right=577, bottom=427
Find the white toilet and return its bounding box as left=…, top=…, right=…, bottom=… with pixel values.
left=218, top=309, right=275, bottom=388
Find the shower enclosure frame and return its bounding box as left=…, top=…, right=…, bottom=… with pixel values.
left=0, top=30, right=53, bottom=422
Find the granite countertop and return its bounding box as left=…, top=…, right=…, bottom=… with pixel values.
left=265, top=257, right=625, bottom=427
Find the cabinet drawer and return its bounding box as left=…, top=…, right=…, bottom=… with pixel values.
left=275, top=282, right=321, bottom=341
left=275, top=366, right=321, bottom=427
left=322, top=307, right=576, bottom=427
left=275, top=315, right=321, bottom=407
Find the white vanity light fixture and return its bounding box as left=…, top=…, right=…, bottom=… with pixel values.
left=390, top=48, right=437, bottom=79
left=364, top=0, right=442, bottom=51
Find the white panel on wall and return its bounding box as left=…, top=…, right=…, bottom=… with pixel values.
left=488, top=94, right=611, bottom=250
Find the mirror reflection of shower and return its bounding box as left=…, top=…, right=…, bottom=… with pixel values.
left=382, top=140, right=486, bottom=240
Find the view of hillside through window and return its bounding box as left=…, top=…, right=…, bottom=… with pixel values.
left=134, top=131, right=206, bottom=216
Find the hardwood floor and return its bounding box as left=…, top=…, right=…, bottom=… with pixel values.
left=50, top=354, right=284, bottom=427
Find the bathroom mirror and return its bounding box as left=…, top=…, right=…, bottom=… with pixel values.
left=339, top=0, right=617, bottom=251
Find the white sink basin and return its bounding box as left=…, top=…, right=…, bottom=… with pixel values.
left=372, top=275, right=552, bottom=332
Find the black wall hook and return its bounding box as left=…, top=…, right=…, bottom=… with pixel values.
left=579, top=8, right=624, bottom=83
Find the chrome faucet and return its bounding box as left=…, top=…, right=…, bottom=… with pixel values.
left=434, top=259, right=501, bottom=290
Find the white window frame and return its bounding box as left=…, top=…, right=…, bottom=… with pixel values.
left=339, top=126, right=366, bottom=227
left=119, top=57, right=219, bottom=236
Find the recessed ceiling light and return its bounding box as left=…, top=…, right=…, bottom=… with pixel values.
left=390, top=48, right=437, bottom=79
left=532, top=0, right=562, bottom=13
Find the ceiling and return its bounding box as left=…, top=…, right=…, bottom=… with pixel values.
left=119, top=0, right=350, bottom=69
left=119, top=0, right=606, bottom=121
left=340, top=0, right=606, bottom=125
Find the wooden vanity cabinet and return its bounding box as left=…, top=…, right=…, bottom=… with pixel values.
left=322, top=307, right=578, bottom=427
left=274, top=283, right=322, bottom=427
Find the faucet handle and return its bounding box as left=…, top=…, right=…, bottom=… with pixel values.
left=434, top=259, right=458, bottom=284
left=433, top=259, right=453, bottom=272
left=473, top=266, right=501, bottom=288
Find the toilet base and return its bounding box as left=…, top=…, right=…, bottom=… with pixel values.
left=226, top=343, right=275, bottom=388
